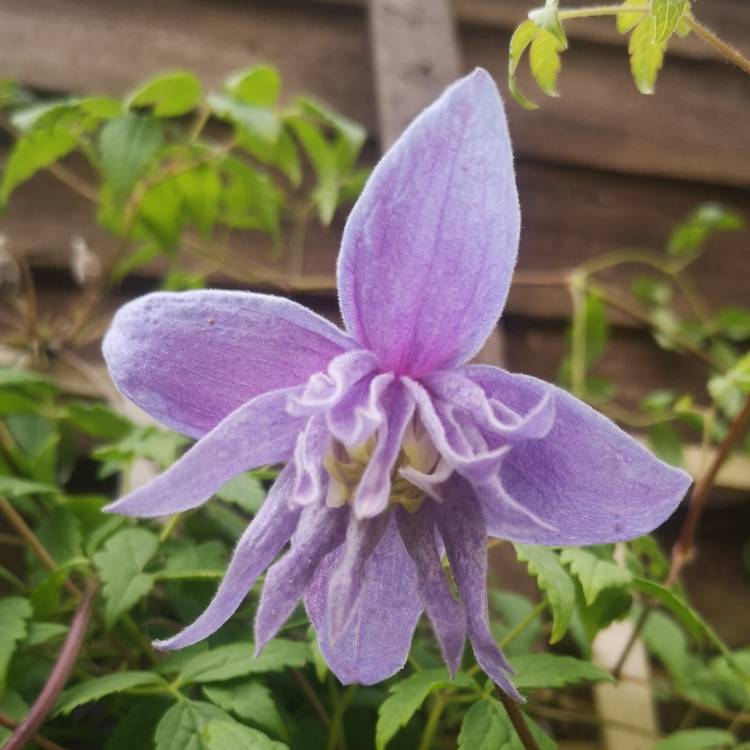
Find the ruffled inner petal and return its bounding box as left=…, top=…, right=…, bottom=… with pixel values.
left=327, top=373, right=394, bottom=448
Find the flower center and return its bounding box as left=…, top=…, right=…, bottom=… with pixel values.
left=322, top=415, right=439, bottom=513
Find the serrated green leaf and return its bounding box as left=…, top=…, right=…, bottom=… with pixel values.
left=128, top=71, right=202, bottom=117
left=647, top=422, right=684, bottom=466
left=629, top=15, right=666, bottom=95
left=99, top=114, right=163, bottom=202
left=204, top=679, right=286, bottom=740
left=216, top=473, right=266, bottom=514
left=652, top=0, right=689, bottom=42
left=529, top=29, right=564, bottom=97
left=1, top=124, right=78, bottom=203
left=514, top=545, right=575, bottom=643
left=204, top=719, right=288, bottom=750
left=511, top=653, right=613, bottom=690
left=0, top=597, right=32, bottom=697
left=155, top=701, right=231, bottom=750
left=226, top=66, right=281, bottom=107
left=617, top=0, right=648, bottom=34
left=208, top=93, right=279, bottom=144
left=652, top=729, right=735, bottom=750
left=55, top=671, right=167, bottom=716
left=561, top=548, right=632, bottom=605
left=178, top=639, right=308, bottom=685
left=376, top=669, right=476, bottom=750
left=508, top=20, right=541, bottom=110
left=93, top=528, right=158, bottom=627
left=458, top=698, right=512, bottom=749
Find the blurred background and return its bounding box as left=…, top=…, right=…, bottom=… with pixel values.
left=1, top=1, right=749, bottom=748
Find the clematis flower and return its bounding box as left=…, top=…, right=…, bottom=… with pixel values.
left=102, top=69, right=691, bottom=698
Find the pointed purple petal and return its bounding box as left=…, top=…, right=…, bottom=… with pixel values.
left=154, top=465, right=300, bottom=650
left=433, top=483, right=521, bottom=700
left=326, top=514, right=390, bottom=642
left=352, top=381, right=415, bottom=518
left=305, top=514, right=422, bottom=685
left=104, top=387, right=304, bottom=517
left=465, top=365, right=692, bottom=545
left=337, top=69, right=519, bottom=376
left=254, top=502, right=348, bottom=652
left=103, top=290, right=353, bottom=437
left=396, top=506, right=466, bottom=676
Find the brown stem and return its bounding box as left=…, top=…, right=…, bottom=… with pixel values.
left=497, top=689, right=542, bottom=750
left=685, top=15, right=750, bottom=77
left=4, top=580, right=97, bottom=750
left=292, top=668, right=331, bottom=731
left=0, top=713, right=71, bottom=750
left=667, top=392, right=750, bottom=586
left=611, top=605, right=652, bottom=680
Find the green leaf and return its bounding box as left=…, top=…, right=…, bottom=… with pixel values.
left=458, top=698, right=512, bottom=749
left=617, top=0, right=647, bottom=34
left=36, top=505, right=83, bottom=567
left=287, top=116, right=339, bottom=224
left=1, top=124, right=78, bottom=203
left=529, top=29, right=564, bottom=97
left=208, top=93, right=279, bottom=144
left=667, top=203, right=743, bottom=257
left=528, top=0, right=568, bottom=48
left=642, top=610, right=689, bottom=675
left=511, top=653, right=613, bottom=690
left=632, top=578, right=703, bottom=640
left=99, top=114, right=164, bottom=202
left=652, top=729, right=735, bottom=750
left=22, top=622, right=68, bottom=647
left=652, top=0, right=689, bottom=42
left=632, top=276, right=673, bottom=307
left=647, top=422, right=684, bottom=466
left=226, top=66, right=281, bottom=107
left=105, top=700, right=168, bottom=750
left=490, top=592, right=542, bottom=656
left=0, top=476, right=57, bottom=499
left=216, top=473, right=266, bottom=513
left=629, top=15, right=666, bottom=95
left=203, top=719, right=288, bottom=750
left=55, top=671, right=167, bottom=716
left=204, top=680, right=286, bottom=740
left=177, top=165, right=222, bottom=237
left=376, top=669, right=476, bottom=750
left=514, top=544, right=575, bottom=643
left=508, top=20, right=540, bottom=110
left=154, top=701, right=231, bottom=750
left=178, top=639, right=308, bottom=685
left=93, top=528, right=158, bottom=627
left=66, top=401, right=132, bottom=441
left=714, top=307, right=750, bottom=341
left=561, top=548, right=632, bottom=605
left=128, top=71, right=202, bottom=117
left=0, top=597, right=32, bottom=697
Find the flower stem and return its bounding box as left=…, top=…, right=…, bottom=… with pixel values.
left=4, top=580, right=97, bottom=750
left=418, top=691, right=449, bottom=750
left=497, top=688, right=542, bottom=750
left=0, top=713, right=70, bottom=750
left=326, top=684, right=356, bottom=750
left=557, top=4, right=648, bottom=21
left=667, top=391, right=750, bottom=585
left=684, top=15, right=750, bottom=78
left=501, top=600, right=548, bottom=650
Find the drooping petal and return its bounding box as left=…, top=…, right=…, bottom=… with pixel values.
left=326, top=514, right=390, bottom=642
left=352, top=381, right=415, bottom=518
left=154, top=465, right=300, bottom=650
left=337, top=68, right=519, bottom=377
left=254, top=502, right=348, bottom=652
left=103, top=290, right=354, bottom=437
left=305, top=515, right=422, bottom=685
left=465, top=365, right=692, bottom=545
left=395, top=505, right=466, bottom=676
left=433, top=481, right=521, bottom=700
left=104, top=387, right=304, bottom=517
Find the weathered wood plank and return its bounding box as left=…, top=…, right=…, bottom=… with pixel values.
left=3, top=154, right=747, bottom=320
left=2, top=0, right=750, bottom=185
left=368, top=0, right=460, bottom=146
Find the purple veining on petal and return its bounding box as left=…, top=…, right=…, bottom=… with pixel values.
left=306, top=514, right=422, bottom=685
left=396, top=505, right=466, bottom=676
left=104, top=386, right=305, bottom=517
left=254, top=501, right=348, bottom=653
left=433, top=480, right=522, bottom=701
left=155, top=464, right=300, bottom=650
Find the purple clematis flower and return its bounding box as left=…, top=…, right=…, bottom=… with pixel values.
left=102, top=69, right=691, bottom=698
